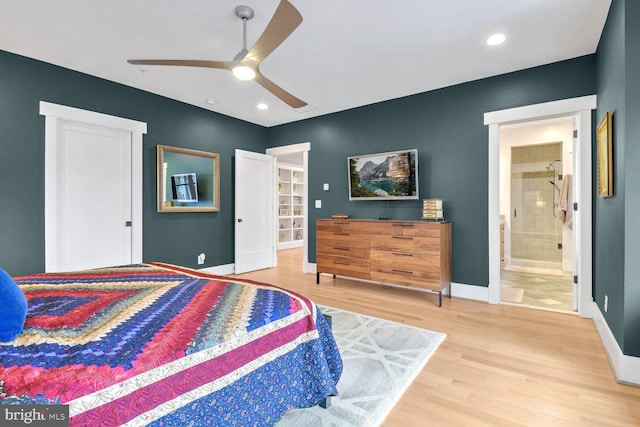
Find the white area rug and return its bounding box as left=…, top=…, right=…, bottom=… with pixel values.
left=276, top=306, right=446, bottom=427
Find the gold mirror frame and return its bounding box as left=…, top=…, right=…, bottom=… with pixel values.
left=596, top=111, right=613, bottom=198
left=157, top=145, right=220, bottom=212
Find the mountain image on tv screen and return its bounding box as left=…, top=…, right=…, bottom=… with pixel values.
left=348, top=149, right=418, bottom=200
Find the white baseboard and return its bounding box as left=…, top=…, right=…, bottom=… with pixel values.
left=488, top=282, right=501, bottom=305
left=590, top=301, right=640, bottom=386
left=451, top=282, right=490, bottom=302
left=199, top=263, right=235, bottom=275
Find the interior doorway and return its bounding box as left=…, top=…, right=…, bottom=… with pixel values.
left=484, top=95, right=595, bottom=319
left=266, top=142, right=310, bottom=273
left=499, top=120, right=575, bottom=313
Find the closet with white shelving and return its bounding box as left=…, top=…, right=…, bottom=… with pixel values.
left=277, top=164, right=304, bottom=249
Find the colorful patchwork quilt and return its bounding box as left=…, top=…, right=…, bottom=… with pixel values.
left=0, top=263, right=342, bottom=426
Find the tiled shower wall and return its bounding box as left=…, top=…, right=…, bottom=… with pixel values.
left=510, top=143, right=563, bottom=266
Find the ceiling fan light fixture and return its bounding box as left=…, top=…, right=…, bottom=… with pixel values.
left=487, top=33, right=506, bottom=46
left=232, top=65, right=256, bottom=81
left=127, top=2, right=306, bottom=108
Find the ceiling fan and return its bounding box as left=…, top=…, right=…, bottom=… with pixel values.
left=127, top=0, right=307, bottom=108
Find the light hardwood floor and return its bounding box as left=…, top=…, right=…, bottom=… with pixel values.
left=234, top=249, right=640, bottom=426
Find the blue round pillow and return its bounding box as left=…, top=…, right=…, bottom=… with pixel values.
left=0, top=268, right=28, bottom=342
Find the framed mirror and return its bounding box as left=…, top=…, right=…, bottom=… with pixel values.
left=157, top=145, right=220, bottom=213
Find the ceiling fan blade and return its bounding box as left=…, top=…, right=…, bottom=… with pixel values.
left=254, top=71, right=307, bottom=109
left=127, top=59, right=233, bottom=70
left=246, top=0, right=302, bottom=63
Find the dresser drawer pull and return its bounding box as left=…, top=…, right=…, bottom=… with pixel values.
left=334, top=247, right=350, bottom=251
left=334, top=261, right=350, bottom=265
left=392, top=223, right=414, bottom=227
left=392, top=269, right=413, bottom=275
left=392, top=252, right=413, bottom=257
left=392, top=236, right=413, bottom=240
left=334, top=232, right=350, bottom=236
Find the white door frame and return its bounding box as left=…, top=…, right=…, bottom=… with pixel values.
left=484, top=95, right=595, bottom=318
left=40, top=101, right=146, bottom=272
left=266, top=142, right=311, bottom=272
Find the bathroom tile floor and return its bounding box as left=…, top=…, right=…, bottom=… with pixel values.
left=500, top=268, right=575, bottom=313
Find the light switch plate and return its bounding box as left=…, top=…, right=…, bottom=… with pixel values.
left=323, top=183, right=330, bottom=191
left=315, top=200, right=322, bottom=208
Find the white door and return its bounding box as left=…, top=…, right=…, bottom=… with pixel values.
left=56, top=122, right=132, bottom=271
left=234, top=149, right=275, bottom=274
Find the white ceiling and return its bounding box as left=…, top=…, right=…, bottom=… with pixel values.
left=0, top=0, right=611, bottom=127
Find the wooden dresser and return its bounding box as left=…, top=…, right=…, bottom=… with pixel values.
left=316, top=219, right=451, bottom=306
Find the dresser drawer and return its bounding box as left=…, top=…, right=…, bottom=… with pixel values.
left=317, top=230, right=370, bottom=248
left=375, top=222, right=442, bottom=238
left=317, top=259, right=370, bottom=280
left=370, top=266, right=445, bottom=291
left=369, top=234, right=441, bottom=254
left=317, top=220, right=370, bottom=234
left=317, top=245, right=370, bottom=261
left=370, top=250, right=440, bottom=270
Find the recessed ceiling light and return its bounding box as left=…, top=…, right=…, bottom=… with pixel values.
left=257, top=103, right=269, bottom=110
left=487, top=33, right=506, bottom=46
left=205, top=99, right=217, bottom=105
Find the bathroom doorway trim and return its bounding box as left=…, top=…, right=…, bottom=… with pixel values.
left=484, top=95, right=596, bottom=318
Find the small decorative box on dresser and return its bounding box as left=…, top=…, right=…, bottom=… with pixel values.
left=316, top=219, right=451, bottom=306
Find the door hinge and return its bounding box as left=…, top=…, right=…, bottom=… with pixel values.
left=125, top=221, right=132, bottom=227
left=573, top=202, right=578, bottom=211
left=573, top=275, right=578, bottom=284
left=573, top=129, right=578, bottom=138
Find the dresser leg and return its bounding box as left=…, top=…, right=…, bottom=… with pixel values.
left=439, top=291, right=442, bottom=307
left=316, top=272, right=320, bottom=284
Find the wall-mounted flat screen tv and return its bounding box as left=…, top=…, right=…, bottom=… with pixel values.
left=171, top=173, right=198, bottom=203
left=348, top=149, right=419, bottom=200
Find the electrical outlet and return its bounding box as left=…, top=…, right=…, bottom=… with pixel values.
left=197, top=253, right=206, bottom=265
left=604, top=295, right=608, bottom=312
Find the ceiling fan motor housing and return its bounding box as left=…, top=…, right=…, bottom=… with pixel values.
left=235, top=6, right=254, bottom=20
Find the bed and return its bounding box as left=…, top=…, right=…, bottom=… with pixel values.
left=0, top=262, right=342, bottom=426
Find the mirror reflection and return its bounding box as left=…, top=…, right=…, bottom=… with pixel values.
left=157, top=145, right=220, bottom=213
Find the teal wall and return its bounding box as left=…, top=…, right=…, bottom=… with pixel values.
left=624, top=0, right=640, bottom=358
left=3, top=3, right=639, bottom=359
left=0, top=50, right=266, bottom=275
left=594, top=0, right=626, bottom=354
left=267, top=56, right=597, bottom=287
left=596, top=0, right=640, bottom=357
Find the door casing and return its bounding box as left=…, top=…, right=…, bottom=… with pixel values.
left=484, top=95, right=595, bottom=318
left=40, top=101, right=146, bottom=272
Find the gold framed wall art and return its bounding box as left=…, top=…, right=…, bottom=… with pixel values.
left=596, top=111, right=613, bottom=197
